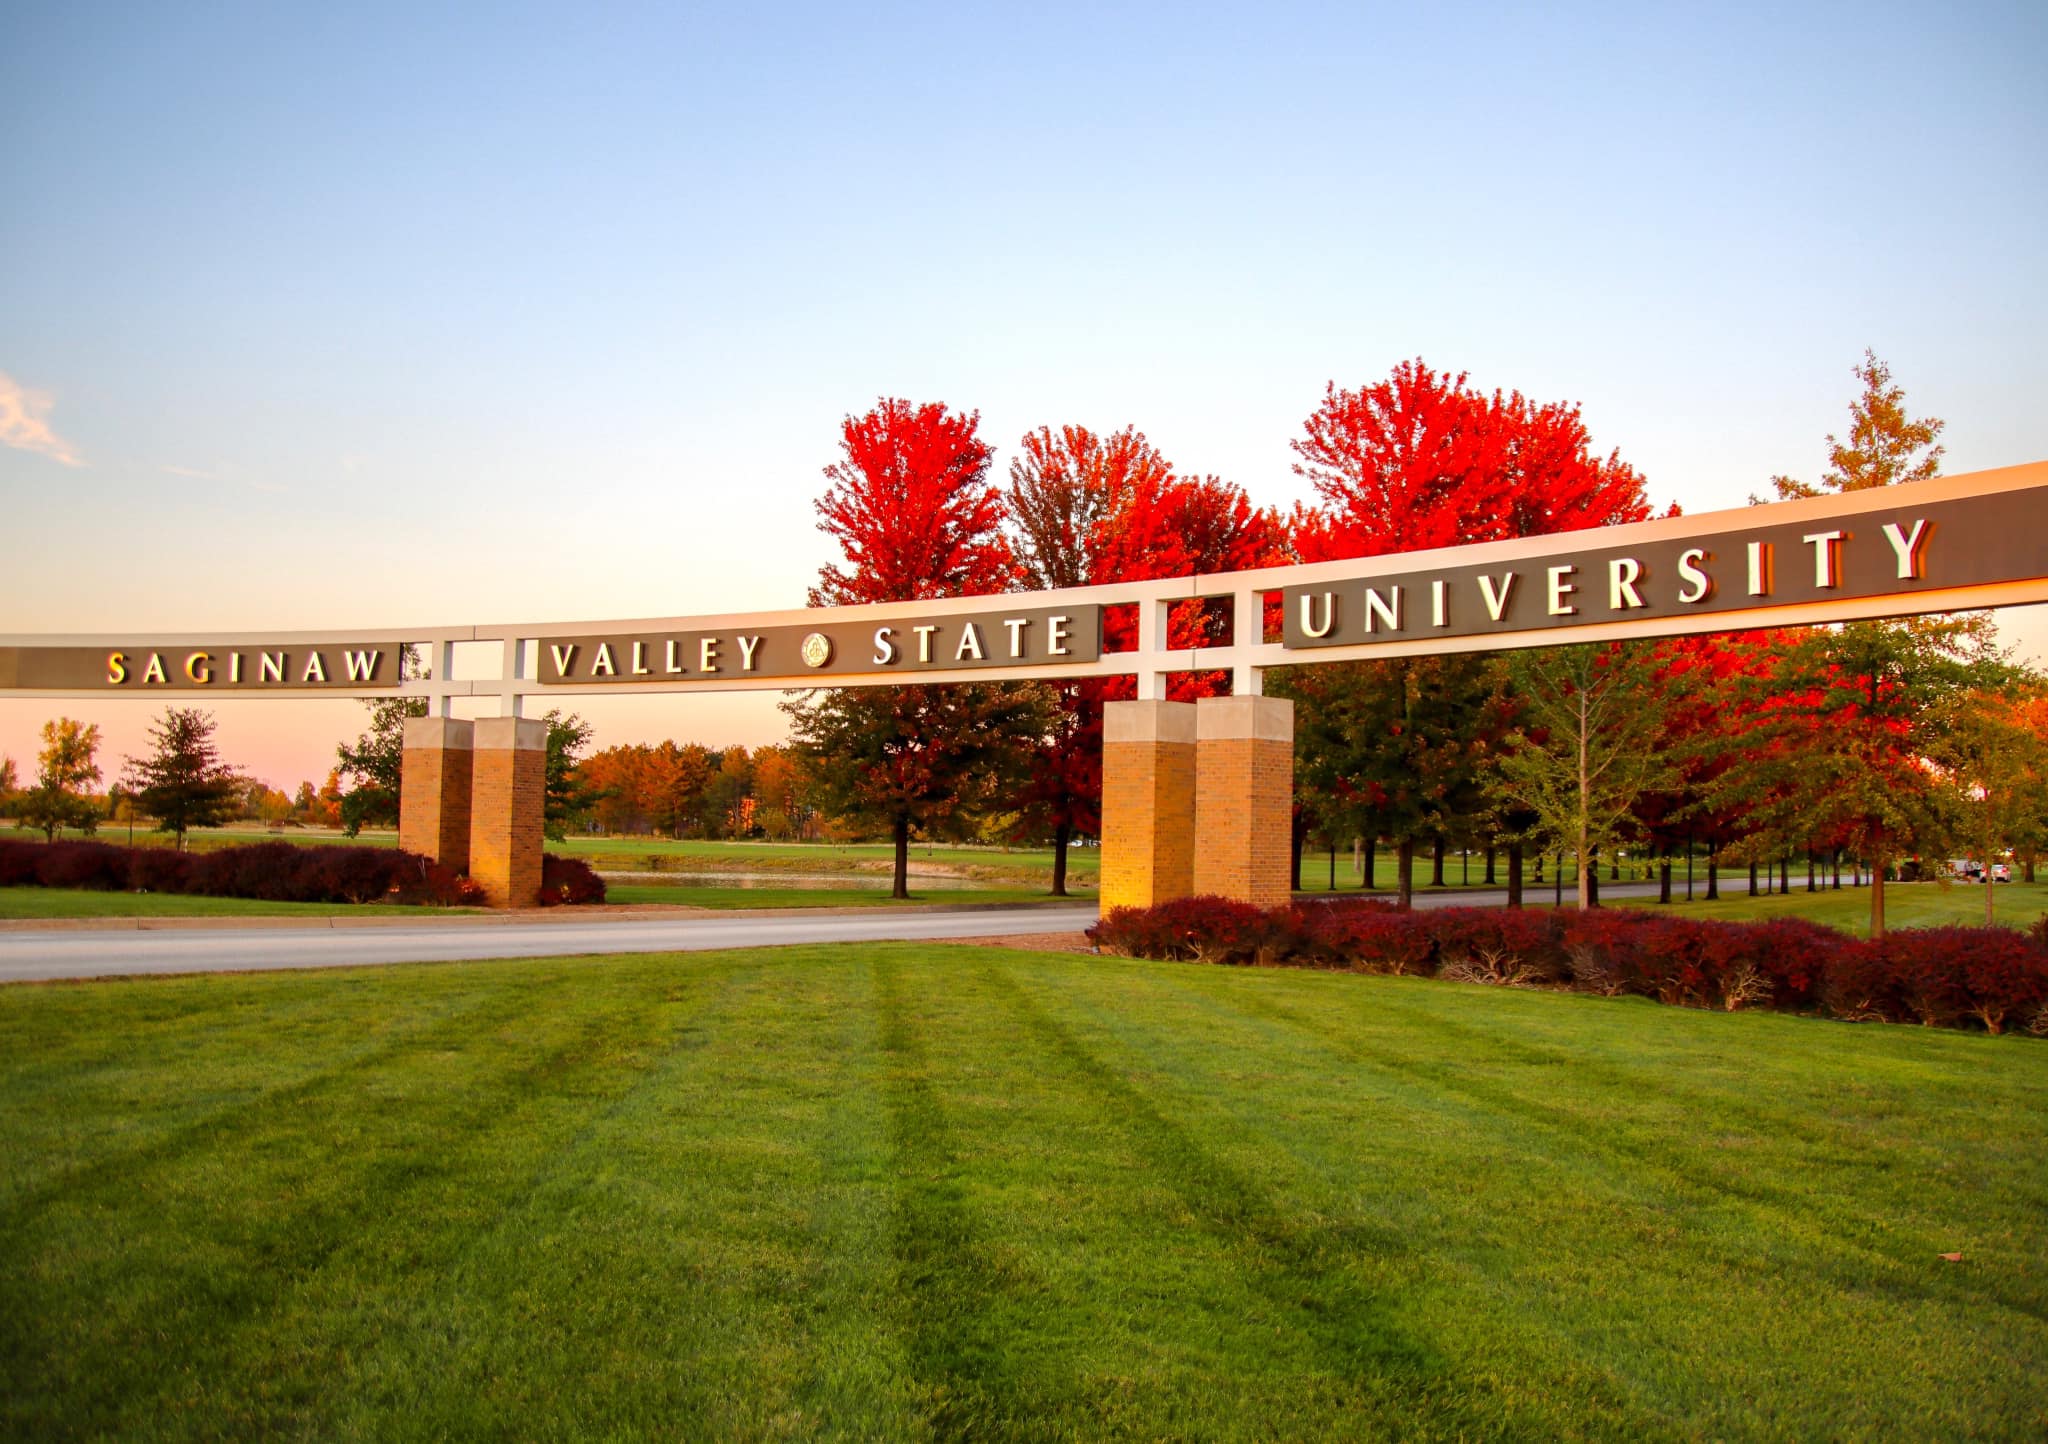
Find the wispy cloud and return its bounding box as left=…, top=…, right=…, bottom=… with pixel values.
left=163, top=463, right=219, bottom=481
left=0, top=371, right=84, bottom=467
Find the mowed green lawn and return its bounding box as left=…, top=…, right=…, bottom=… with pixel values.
left=4, top=947, right=2044, bottom=1440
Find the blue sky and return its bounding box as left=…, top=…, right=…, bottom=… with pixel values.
left=3, top=1, right=2044, bottom=788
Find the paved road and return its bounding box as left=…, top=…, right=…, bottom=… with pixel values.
left=0, top=880, right=1675, bottom=985
left=0, top=905, right=1104, bottom=984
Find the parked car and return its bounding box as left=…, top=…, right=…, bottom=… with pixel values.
left=1991, top=862, right=2011, bottom=883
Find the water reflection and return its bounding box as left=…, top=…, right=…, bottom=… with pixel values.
left=608, top=871, right=982, bottom=891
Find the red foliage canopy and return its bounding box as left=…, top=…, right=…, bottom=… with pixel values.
left=812, top=398, right=1011, bottom=605
left=1290, top=359, right=1652, bottom=561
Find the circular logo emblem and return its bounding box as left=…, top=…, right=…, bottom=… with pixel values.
left=800, top=632, right=833, bottom=668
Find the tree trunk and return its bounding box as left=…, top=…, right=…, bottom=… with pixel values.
left=1609, top=854, right=1620, bottom=882
left=1706, top=856, right=1719, bottom=901
left=1555, top=851, right=1566, bottom=908
left=1585, top=847, right=1599, bottom=909
left=1985, top=808, right=1997, bottom=928
left=1484, top=845, right=1496, bottom=885
left=1289, top=814, right=1306, bottom=891
left=1396, top=837, right=1415, bottom=910
left=1806, top=851, right=1817, bottom=893
left=1869, top=829, right=1887, bottom=939
left=1050, top=821, right=1071, bottom=898
left=1362, top=834, right=1376, bottom=891
left=1832, top=850, right=1842, bottom=890
left=1658, top=858, right=1672, bottom=904
left=891, top=814, right=911, bottom=900
left=1779, top=857, right=1790, bottom=894
left=1328, top=843, right=1337, bottom=893
left=1506, top=843, right=1525, bottom=909
left=1430, top=836, right=1446, bottom=887
left=1532, top=851, right=1544, bottom=883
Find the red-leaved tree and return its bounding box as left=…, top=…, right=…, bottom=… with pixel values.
left=1275, top=360, right=1654, bottom=904
left=785, top=399, right=1043, bottom=898
left=1290, top=360, right=1651, bottom=561
left=1007, top=424, right=1288, bottom=893
left=812, top=399, right=1012, bottom=607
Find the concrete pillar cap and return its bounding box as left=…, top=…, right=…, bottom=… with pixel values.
left=1104, top=698, right=1198, bottom=744
left=1195, top=694, right=1294, bottom=742
left=402, top=716, right=475, bottom=750
left=474, top=716, right=549, bottom=751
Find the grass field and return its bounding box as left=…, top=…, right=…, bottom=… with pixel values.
left=3, top=945, right=2043, bottom=1440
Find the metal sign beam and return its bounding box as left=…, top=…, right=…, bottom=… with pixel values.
left=4, top=461, right=2044, bottom=713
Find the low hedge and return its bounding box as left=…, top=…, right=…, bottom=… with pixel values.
left=1088, top=896, right=2048, bottom=1037
left=0, top=837, right=617, bottom=908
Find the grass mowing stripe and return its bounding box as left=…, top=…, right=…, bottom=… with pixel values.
left=872, top=950, right=1051, bottom=1439
left=959, top=958, right=1488, bottom=1420
left=0, top=967, right=557, bottom=1219
left=1218, top=977, right=2038, bottom=1333
left=302, top=953, right=857, bottom=1438
left=1285, top=981, right=2048, bottom=1327
left=1117, top=964, right=2046, bottom=1438
left=1, top=959, right=724, bottom=1440
left=973, top=954, right=1659, bottom=1440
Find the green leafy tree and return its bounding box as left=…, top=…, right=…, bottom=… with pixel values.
left=1934, top=683, right=2048, bottom=926
left=787, top=684, right=1049, bottom=896
left=1272, top=653, right=1505, bottom=908
left=539, top=709, right=600, bottom=841
left=1718, top=619, right=2001, bottom=935
left=1493, top=644, right=1677, bottom=911
left=125, top=707, right=243, bottom=850
left=336, top=696, right=427, bottom=835
left=19, top=718, right=104, bottom=841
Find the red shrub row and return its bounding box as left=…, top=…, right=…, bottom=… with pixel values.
left=1088, top=896, right=2048, bottom=1035
left=0, top=837, right=482, bottom=906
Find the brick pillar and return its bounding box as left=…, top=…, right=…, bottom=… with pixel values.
left=469, top=717, right=548, bottom=908
left=1100, top=700, right=1197, bottom=912
left=399, top=717, right=474, bottom=872
left=1193, top=695, right=1295, bottom=909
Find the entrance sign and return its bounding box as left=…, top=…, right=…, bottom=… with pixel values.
left=4, top=463, right=2042, bottom=711
left=1282, top=485, right=2045, bottom=650
left=3, top=460, right=2045, bottom=910
left=0, top=643, right=400, bottom=692
left=536, top=604, right=1100, bottom=685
